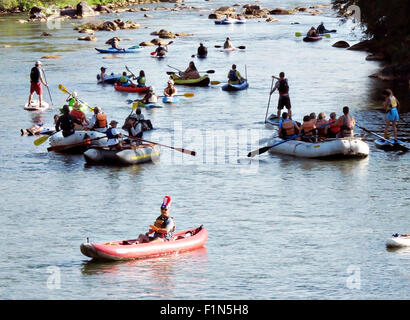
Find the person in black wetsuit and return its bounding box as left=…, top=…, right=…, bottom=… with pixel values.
left=197, top=43, right=207, bottom=57
left=55, top=105, right=82, bottom=137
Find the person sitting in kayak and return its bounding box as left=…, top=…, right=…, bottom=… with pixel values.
left=155, top=43, right=168, bottom=57
left=164, top=79, right=178, bottom=97
left=125, top=110, right=144, bottom=142
left=55, top=105, right=82, bottom=137
left=315, top=112, right=328, bottom=139
left=197, top=43, right=207, bottom=56
left=106, top=120, right=123, bottom=150
left=136, top=70, right=146, bottom=87
left=99, top=67, right=107, bottom=84
left=382, top=89, right=400, bottom=142
left=227, top=64, right=245, bottom=84
left=270, top=72, right=291, bottom=119
left=119, top=72, right=133, bottom=87
left=279, top=112, right=300, bottom=139
left=28, top=60, right=48, bottom=108
left=70, top=101, right=89, bottom=129
left=111, top=38, right=124, bottom=51
left=307, top=27, right=319, bottom=37
left=335, top=106, right=356, bottom=138
left=300, top=115, right=318, bottom=142
left=179, top=61, right=200, bottom=80
left=87, top=107, right=108, bottom=133
left=141, top=86, right=158, bottom=104
left=317, top=22, right=326, bottom=34
left=136, top=196, right=176, bottom=244
left=326, top=112, right=340, bottom=138
left=223, top=37, right=234, bottom=49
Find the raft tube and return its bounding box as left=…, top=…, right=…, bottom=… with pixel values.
left=386, top=234, right=410, bottom=248
left=48, top=131, right=107, bottom=153
left=83, top=144, right=160, bottom=165
left=267, top=137, right=369, bottom=159
left=80, top=226, right=208, bottom=261
left=97, top=73, right=121, bottom=84
left=169, top=74, right=210, bottom=87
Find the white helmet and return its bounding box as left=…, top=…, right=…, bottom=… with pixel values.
left=72, top=91, right=78, bottom=98
left=168, top=79, right=174, bottom=85
left=35, top=60, right=42, bottom=66
left=149, top=86, right=155, bottom=92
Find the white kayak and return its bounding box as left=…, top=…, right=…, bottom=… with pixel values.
left=267, top=136, right=369, bottom=159
left=24, top=100, right=50, bottom=111
left=48, top=130, right=108, bottom=153
left=386, top=234, right=410, bottom=248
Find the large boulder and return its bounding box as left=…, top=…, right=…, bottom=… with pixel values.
left=269, top=8, right=293, bottom=15
left=332, top=41, right=350, bottom=48
left=29, top=6, right=46, bottom=20
left=347, top=40, right=375, bottom=52
left=215, top=6, right=236, bottom=16
left=151, top=29, right=176, bottom=39
left=60, top=8, right=77, bottom=17
left=94, top=4, right=113, bottom=13
left=76, top=1, right=96, bottom=17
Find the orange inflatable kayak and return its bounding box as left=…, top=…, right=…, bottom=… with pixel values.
left=80, top=226, right=208, bottom=261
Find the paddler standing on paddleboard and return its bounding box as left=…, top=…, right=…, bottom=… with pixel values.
left=270, top=72, right=291, bottom=119
left=28, top=60, right=48, bottom=108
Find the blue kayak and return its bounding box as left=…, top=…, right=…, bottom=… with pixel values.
left=162, top=96, right=179, bottom=104
left=222, top=81, right=249, bottom=91
left=96, top=73, right=121, bottom=84
left=95, top=47, right=143, bottom=54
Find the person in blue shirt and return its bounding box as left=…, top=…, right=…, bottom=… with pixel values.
left=279, top=112, right=300, bottom=139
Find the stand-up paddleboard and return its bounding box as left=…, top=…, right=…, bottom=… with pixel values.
left=24, top=100, right=50, bottom=111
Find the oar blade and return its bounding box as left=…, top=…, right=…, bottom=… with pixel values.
left=33, top=135, right=50, bottom=146
left=183, top=92, right=195, bottom=97
left=295, top=32, right=302, bottom=37
left=237, top=46, right=246, bottom=50
left=210, top=81, right=221, bottom=85
left=248, top=145, right=272, bottom=158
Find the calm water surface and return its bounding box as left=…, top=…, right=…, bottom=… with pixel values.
left=0, top=0, right=409, bottom=299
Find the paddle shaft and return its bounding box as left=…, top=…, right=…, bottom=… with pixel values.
left=264, top=77, right=275, bottom=123
left=358, top=125, right=409, bottom=151
left=125, top=136, right=196, bottom=156
left=42, top=69, right=54, bottom=107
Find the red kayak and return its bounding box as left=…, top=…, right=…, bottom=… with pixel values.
left=80, top=226, right=208, bottom=261
left=114, top=82, right=149, bottom=93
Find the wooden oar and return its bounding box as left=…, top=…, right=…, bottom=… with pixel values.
left=47, top=135, right=107, bottom=152
left=214, top=45, right=246, bottom=49
left=357, top=125, right=409, bottom=152
left=125, top=136, right=196, bottom=156
left=247, top=123, right=329, bottom=158
left=295, top=32, right=331, bottom=38
left=151, top=41, right=173, bottom=55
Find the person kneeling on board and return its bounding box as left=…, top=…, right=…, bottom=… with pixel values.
left=106, top=120, right=123, bottom=150
left=135, top=196, right=176, bottom=244
left=55, top=105, right=82, bottom=137
left=279, top=112, right=300, bottom=139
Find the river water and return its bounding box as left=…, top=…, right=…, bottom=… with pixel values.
left=0, top=0, right=409, bottom=300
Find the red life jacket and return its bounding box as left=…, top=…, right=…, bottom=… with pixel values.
left=328, top=119, right=340, bottom=134
left=70, top=109, right=84, bottom=122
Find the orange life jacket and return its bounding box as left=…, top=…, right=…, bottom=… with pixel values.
left=96, top=113, right=107, bottom=128
left=70, top=109, right=84, bottom=122
left=301, top=122, right=315, bottom=135
left=328, top=119, right=340, bottom=134
left=281, top=119, right=296, bottom=136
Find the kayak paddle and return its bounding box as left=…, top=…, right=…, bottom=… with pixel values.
left=125, top=136, right=196, bottom=156
left=58, top=84, right=94, bottom=112
left=41, top=69, right=54, bottom=109
left=247, top=122, right=330, bottom=158
left=150, top=41, right=173, bottom=55
left=126, top=92, right=194, bottom=104
left=166, top=70, right=215, bottom=75
left=214, top=45, right=246, bottom=50
left=295, top=32, right=331, bottom=38
left=357, top=125, right=409, bottom=152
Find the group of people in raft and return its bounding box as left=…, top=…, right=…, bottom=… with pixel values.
left=269, top=71, right=401, bottom=142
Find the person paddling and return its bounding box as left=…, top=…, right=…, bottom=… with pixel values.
left=70, top=99, right=89, bottom=129
left=179, top=61, right=200, bottom=80
left=164, top=79, right=177, bottom=97
left=155, top=43, right=168, bottom=57
left=335, top=106, right=356, bottom=138
left=197, top=43, right=207, bottom=57
left=223, top=37, right=234, bottom=49
left=55, top=105, right=82, bottom=137
left=119, top=71, right=133, bottom=87
left=382, top=89, right=400, bottom=142
left=317, top=22, right=326, bottom=34
left=135, top=196, right=176, bottom=244
left=141, top=86, right=158, bottom=104
left=28, top=60, right=48, bottom=107
left=136, top=70, right=146, bottom=87
left=227, top=64, right=245, bottom=84
left=270, top=72, right=291, bottom=119
left=111, top=38, right=124, bottom=51
left=307, top=26, right=319, bottom=37
left=300, top=115, right=318, bottom=142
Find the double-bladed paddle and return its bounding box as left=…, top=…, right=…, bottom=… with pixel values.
left=150, top=41, right=173, bottom=55
left=125, top=136, right=196, bottom=156
left=166, top=70, right=215, bottom=75
left=295, top=32, right=331, bottom=38
left=357, top=125, right=409, bottom=152
left=126, top=92, right=194, bottom=104
left=214, top=45, right=246, bottom=50
left=247, top=122, right=329, bottom=158
left=58, top=84, right=94, bottom=112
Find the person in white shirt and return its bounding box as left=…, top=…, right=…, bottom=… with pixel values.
left=105, top=120, right=123, bottom=150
